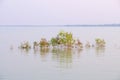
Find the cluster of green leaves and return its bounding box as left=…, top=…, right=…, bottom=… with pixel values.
left=95, top=38, right=106, bottom=47
left=50, top=31, right=75, bottom=47
left=51, top=37, right=58, bottom=46
left=40, top=38, right=49, bottom=47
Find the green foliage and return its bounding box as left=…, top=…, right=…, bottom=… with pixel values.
left=95, top=38, right=106, bottom=47
left=51, top=37, right=58, bottom=46
left=50, top=31, right=75, bottom=47
left=40, top=38, right=49, bottom=47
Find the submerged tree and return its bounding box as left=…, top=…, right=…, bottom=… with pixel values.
left=57, top=31, right=66, bottom=45
left=50, top=31, right=75, bottom=48
left=33, top=41, right=39, bottom=49
left=59, top=31, right=75, bottom=47
left=20, top=41, right=31, bottom=49
left=74, top=39, right=83, bottom=49
left=65, top=32, right=75, bottom=47
left=50, top=37, right=58, bottom=47
left=39, top=38, right=49, bottom=48
left=95, top=38, right=106, bottom=47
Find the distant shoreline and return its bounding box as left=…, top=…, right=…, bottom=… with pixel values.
left=0, top=24, right=120, bottom=27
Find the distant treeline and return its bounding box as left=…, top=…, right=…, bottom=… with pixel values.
left=0, top=24, right=120, bottom=27
left=64, top=24, right=120, bottom=27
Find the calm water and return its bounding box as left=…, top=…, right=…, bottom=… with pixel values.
left=0, top=26, right=120, bottom=80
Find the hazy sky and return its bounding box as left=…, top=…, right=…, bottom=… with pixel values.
left=0, top=0, right=120, bottom=25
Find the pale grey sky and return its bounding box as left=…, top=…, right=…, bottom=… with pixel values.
left=0, top=0, right=120, bottom=25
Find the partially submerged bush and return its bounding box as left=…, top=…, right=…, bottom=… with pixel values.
left=18, top=31, right=107, bottom=51
left=95, top=38, right=106, bottom=47
left=50, top=37, right=58, bottom=47
left=50, top=31, right=75, bottom=48
left=33, top=41, right=39, bottom=49
left=40, top=38, right=49, bottom=48
left=20, top=41, right=31, bottom=49
left=74, top=39, right=83, bottom=49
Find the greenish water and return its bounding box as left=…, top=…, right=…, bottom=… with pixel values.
left=0, top=26, right=120, bottom=80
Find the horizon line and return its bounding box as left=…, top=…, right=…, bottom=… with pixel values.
left=0, top=24, right=120, bottom=27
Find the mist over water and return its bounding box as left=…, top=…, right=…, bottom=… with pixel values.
left=0, top=26, right=120, bottom=80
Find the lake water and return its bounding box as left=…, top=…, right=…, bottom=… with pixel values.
left=0, top=26, right=120, bottom=80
